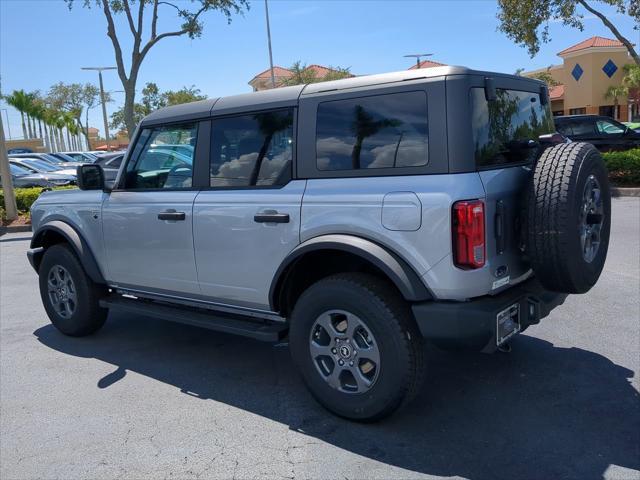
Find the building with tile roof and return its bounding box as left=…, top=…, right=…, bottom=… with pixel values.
left=524, top=36, right=637, bottom=121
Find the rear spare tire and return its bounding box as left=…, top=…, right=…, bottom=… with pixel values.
left=526, top=142, right=611, bottom=294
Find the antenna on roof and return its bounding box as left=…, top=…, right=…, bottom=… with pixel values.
left=404, top=53, right=433, bottom=69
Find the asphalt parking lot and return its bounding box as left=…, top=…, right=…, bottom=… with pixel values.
left=1, top=197, right=638, bottom=480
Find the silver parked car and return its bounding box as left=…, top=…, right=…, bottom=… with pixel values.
left=27, top=67, right=611, bottom=421
left=4, top=162, right=74, bottom=187
left=9, top=157, right=77, bottom=178
left=9, top=152, right=83, bottom=169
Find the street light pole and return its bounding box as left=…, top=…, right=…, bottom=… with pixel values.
left=82, top=66, right=116, bottom=151
left=264, top=0, right=276, bottom=88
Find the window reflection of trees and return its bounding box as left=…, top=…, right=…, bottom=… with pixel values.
left=473, top=88, right=554, bottom=167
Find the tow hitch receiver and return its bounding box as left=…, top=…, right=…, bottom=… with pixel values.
left=497, top=303, right=520, bottom=346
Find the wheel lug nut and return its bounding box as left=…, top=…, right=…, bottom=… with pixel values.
left=349, top=361, right=354, bottom=366
left=338, top=359, right=344, bottom=366
left=331, top=348, right=337, bottom=354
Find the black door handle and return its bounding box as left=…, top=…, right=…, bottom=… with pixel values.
left=254, top=213, right=290, bottom=223
left=158, top=211, right=186, bottom=221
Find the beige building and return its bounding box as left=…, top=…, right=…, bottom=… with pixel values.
left=524, top=36, right=638, bottom=121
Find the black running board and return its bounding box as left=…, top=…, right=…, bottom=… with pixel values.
left=100, top=296, right=287, bottom=342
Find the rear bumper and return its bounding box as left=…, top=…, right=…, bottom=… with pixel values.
left=412, top=278, right=567, bottom=353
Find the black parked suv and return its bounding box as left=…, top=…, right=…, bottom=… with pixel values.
left=554, top=115, right=640, bottom=152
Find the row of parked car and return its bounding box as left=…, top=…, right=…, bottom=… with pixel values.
left=4, top=150, right=126, bottom=188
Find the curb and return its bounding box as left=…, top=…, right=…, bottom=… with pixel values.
left=612, top=187, right=640, bottom=197
left=0, top=225, right=32, bottom=236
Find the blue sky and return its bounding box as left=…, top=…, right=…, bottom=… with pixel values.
left=1, top=0, right=638, bottom=140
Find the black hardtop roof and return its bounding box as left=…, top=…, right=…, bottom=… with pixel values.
left=140, top=66, right=544, bottom=126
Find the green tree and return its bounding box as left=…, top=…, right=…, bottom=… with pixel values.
left=47, top=82, right=105, bottom=149
left=530, top=67, right=561, bottom=87
left=109, top=82, right=207, bottom=131
left=4, top=90, right=31, bottom=139
left=605, top=84, right=628, bottom=118
left=164, top=85, right=207, bottom=106
left=497, top=0, right=640, bottom=65
left=65, top=0, right=248, bottom=138
left=281, top=61, right=352, bottom=86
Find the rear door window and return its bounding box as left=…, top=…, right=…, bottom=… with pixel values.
left=209, top=109, right=293, bottom=188
left=471, top=88, right=554, bottom=168
left=315, top=91, right=428, bottom=171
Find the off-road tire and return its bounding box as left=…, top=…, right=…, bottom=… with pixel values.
left=289, top=273, right=425, bottom=422
left=526, top=142, right=611, bottom=294
left=39, top=244, right=108, bottom=336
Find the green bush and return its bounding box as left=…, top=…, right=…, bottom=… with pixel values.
left=603, top=148, right=640, bottom=186
left=0, top=186, right=77, bottom=220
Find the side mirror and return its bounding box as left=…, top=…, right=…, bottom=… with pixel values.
left=77, top=164, right=106, bottom=191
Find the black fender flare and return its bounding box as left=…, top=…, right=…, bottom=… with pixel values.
left=269, top=234, right=432, bottom=311
left=30, top=220, right=106, bottom=284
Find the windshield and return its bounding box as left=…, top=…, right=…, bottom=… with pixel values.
left=40, top=153, right=63, bottom=164
left=10, top=163, right=31, bottom=175
left=21, top=159, right=61, bottom=172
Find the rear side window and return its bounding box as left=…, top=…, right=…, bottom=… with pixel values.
left=471, top=88, right=554, bottom=168
left=209, top=109, right=293, bottom=188
left=124, top=123, right=197, bottom=189
left=316, top=91, right=428, bottom=171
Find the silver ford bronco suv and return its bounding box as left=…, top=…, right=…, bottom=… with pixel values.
left=28, top=67, right=611, bottom=421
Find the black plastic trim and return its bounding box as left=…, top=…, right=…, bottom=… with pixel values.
left=269, top=234, right=432, bottom=311
left=412, top=278, right=567, bottom=353
left=30, top=220, right=106, bottom=284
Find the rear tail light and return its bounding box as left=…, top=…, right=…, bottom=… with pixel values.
left=452, top=200, right=485, bottom=269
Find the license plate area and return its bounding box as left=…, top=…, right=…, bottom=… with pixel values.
left=496, top=302, right=520, bottom=346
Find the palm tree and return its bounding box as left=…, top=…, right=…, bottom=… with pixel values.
left=605, top=85, right=628, bottom=120
left=4, top=90, right=30, bottom=139
left=350, top=105, right=401, bottom=169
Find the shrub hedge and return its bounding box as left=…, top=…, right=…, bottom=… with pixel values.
left=602, top=148, right=640, bottom=186
left=0, top=186, right=77, bottom=220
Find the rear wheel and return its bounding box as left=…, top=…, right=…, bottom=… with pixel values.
left=39, top=244, right=108, bottom=336
left=289, top=273, right=425, bottom=421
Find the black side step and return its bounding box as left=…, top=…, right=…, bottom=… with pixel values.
left=100, top=296, right=288, bottom=342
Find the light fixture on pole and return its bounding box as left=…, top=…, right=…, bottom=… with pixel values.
left=264, top=0, right=276, bottom=88
left=403, top=53, right=433, bottom=69
left=81, top=66, right=117, bottom=151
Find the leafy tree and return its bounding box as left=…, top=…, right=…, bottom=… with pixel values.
left=65, top=0, right=249, bottom=137
left=109, top=82, right=207, bottom=131
left=530, top=67, right=561, bottom=87
left=164, top=85, right=207, bottom=106
left=281, top=61, right=352, bottom=86
left=605, top=84, right=628, bottom=118
left=497, top=0, right=640, bottom=65
left=4, top=90, right=32, bottom=139
left=47, top=82, right=107, bottom=147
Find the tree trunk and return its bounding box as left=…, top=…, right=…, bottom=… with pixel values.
left=66, top=128, right=72, bottom=150
left=123, top=80, right=137, bottom=138
left=578, top=0, right=640, bottom=66
left=19, top=112, right=27, bottom=140
left=38, top=120, right=44, bottom=147
left=26, top=114, right=33, bottom=139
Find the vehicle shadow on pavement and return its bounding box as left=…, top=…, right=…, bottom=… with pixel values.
left=34, top=312, right=640, bottom=480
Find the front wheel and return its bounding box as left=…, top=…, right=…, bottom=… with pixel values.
left=289, top=273, right=425, bottom=421
left=38, top=244, right=108, bottom=336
